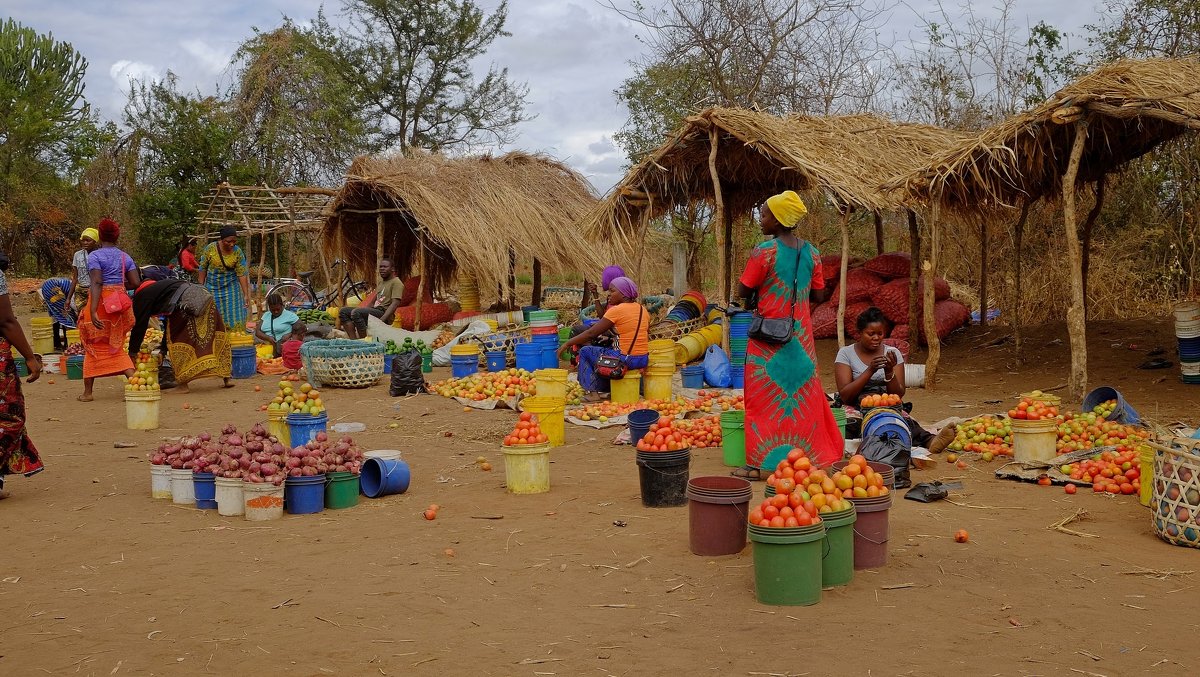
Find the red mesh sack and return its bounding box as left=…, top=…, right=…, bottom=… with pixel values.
left=393, top=303, right=453, bottom=330
left=820, top=255, right=841, bottom=282
left=933, top=299, right=971, bottom=338
left=811, top=302, right=837, bottom=339
left=889, top=324, right=910, bottom=342
left=883, top=338, right=910, bottom=359
left=843, top=301, right=873, bottom=340
left=863, top=252, right=912, bottom=279
left=870, top=277, right=951, bottom=324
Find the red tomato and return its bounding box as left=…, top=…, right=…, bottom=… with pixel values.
left=1064, top=483, right=1077, bottom=495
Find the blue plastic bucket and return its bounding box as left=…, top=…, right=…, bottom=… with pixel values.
left=1081, top=386, right=1141, bottom=425
left=862, top=409, right=911, bottom=446
left=486, top=351, right=507, bottom=372
left=231, top=346, right=257, bottom=379
left=451, top=354, right=479, bottom=378
left=515, top=342, right=541, bottom=372
left=383, top=355, right=393, bottom=374
left=287, top=412, right=328, bottom=446
left=285, top=475, right=326, bottom=514
left=360, top=457, right=411, bottom=498
left=681, top=365, right=705, bottom=389
left=628, top=408, right=661, bottom=445
left=192, top=472, right=217, bottom=510
left=729, top=312, right=751, bottom=339
left=540, top=345, right=558, bottom=369
left=730, top=369, right=745, bottom=389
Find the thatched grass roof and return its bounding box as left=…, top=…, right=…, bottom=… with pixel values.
left=581, top=107, right=972, bottom=250
left=323, top=151, right=604, bottom=293
left=887, top=58, right=1200, bottom=211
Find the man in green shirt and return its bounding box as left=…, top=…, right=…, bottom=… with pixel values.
left=339, top=257, right=405, bottom=339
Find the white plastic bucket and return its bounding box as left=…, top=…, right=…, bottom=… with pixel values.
left=364, top=449, right=403, bottom=461
left=150, top=465, right=173, bottom=499
left=170, top=469, right=196, bottom=505
left=126, top=392, right=162, bottom=430
left=1174, top=302, right=1200, bottom=322
left=215, top=477, right=245, bottom=516
left=1175, top=319, right=1200, bottom=339
left=243, top=482, right=284, bottom=521
left=905, top=363, right=926, bottom=388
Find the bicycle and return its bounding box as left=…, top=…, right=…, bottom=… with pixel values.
left=266, top=259, right=370, bottom=311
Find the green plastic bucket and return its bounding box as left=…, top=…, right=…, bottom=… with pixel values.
left=820, top=506, right=856, bottom=587
left=749, top=522, right=826, bottom=606
left=831, top=406, right=847, bottom=439
left=764, top=483, right=776, bottom=499
left=14, top=356, right=28, bottom=377
left=324, top=472, right=360, bottom=509
left=720, top=409, right=746, bottom=467
left=421, top=353, right=433, bottom=373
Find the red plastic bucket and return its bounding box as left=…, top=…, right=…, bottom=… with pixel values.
left=848, top=494, right=891, bottom=569
left=686, top=476, right=753, bottom=556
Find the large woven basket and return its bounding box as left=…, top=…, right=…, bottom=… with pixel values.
left=1149, top=436, right=1200, bottom=549
left=649, top=317, right=706, bottom=342
left=464, top=324, right=533, bottom=365
left=299, top=339, right=385, bottom=389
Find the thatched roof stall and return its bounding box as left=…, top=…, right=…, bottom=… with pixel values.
left=322, top=151, right=604, bottom=328
left=195, top=183, right=337, bottom=291
left=582, top=107, right=972, bottom=348
left=889, top=58, right=1200, bottom=398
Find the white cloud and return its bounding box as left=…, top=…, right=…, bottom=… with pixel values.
left=109, top=59, right=161, bottom=92
left=181, top=39, right=233, bottom=74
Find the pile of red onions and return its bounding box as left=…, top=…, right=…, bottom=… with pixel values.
left=150, top=427, right=366, bottom=487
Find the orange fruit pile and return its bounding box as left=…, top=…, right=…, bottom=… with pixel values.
left=635, top=418, right=689, bottom=452
left=860, top=393, right=901, bottom=408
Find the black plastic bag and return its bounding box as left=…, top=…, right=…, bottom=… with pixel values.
left=858, top=432, right=912, bottom=489
left=389, top=350, right=426, bottom=396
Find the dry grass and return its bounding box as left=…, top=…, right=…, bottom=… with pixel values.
left=323, top=151, right=606, bottom=294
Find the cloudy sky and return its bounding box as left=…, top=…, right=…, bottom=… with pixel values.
left=8, top=1, right=1098, bottom=193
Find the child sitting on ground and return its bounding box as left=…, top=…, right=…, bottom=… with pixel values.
left=281, top=321, right=306, bottom=372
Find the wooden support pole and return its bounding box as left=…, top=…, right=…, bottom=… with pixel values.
left=257, top=226, right=268, bottom=295
left=508, top=247, right=517, bottom=310
left=836, top=212, right=851, bottom=348
left=907, top=210, right=921, bottom=333
left=1081, top=176, right=1106, bottom=321
left=708, top=129, right=727, bottom=309
left=1011, top=201, right=1030, bottom=364
left=874, top=212, right=884, bottom=255
left=375, top=212, right=385, bottom=279
left=979, top=221, right=989, bottom=327
left=414, top=234, right=427, bottom=331
left=273, top=232, right=280, bottom=285
left=722, top=203, right=734, bottom=305
left=531, top=258, right=543, bottom=307
left=1063, top=119, right=1091, bottom=401
left=922, top=208, right=942, bottom=388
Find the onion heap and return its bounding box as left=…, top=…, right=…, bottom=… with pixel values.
left=149, top=425, right=368, bottom=487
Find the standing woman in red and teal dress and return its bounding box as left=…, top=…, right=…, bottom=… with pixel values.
left=733, top=190, right=843, bottom=479
left=0, top=251, right=44, bottom=498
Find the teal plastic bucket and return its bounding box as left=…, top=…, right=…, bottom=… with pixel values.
left=287, top=412, right=328, bottom=446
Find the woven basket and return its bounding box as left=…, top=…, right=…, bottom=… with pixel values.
left=465, top=325, right=533, bottom=365
left=649, top=317, right=707, bottom=342
left=299, top=339, right=385, bottom=389
left=540, top=286, right=584, bottom=308
left=1149, top=437, right=1200, bottom=549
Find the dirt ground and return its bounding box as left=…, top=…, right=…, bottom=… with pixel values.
left=2, top=314, right=1199, bottom=676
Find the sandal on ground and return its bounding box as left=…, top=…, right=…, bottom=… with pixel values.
left=731, top=465, right=763, bottom=481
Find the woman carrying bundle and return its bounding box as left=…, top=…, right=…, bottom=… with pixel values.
left=558, top=276, right=649, bottom=394
left=78, top=218, right=140, bottom=402
left=734, top=191, right=843, bottom=479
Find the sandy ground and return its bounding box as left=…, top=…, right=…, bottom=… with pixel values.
left=2, top=315, right=1199, bottom=676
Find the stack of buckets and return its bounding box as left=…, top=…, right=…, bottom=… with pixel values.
left=529, top=368, right=567, bottom=448
left=230, top=332, right=256, bottom=379
left=728, top=312, right=751, bottom=389
left=665, top=291, right=707, bottom=322
left=528, top=310, right=560, bottom=370
left=645, top=339, right=675, bottom=401
left=450, top=343, right=480, bottom=378
left=674, top=323, right=723, bottom=365
left=459, top=275, right=480, bottom=314
left=1011, top=392, right=1060, bottom=462
left=749, top=502, right=858, bottom=606
left=30, top=317, right=54, bottom=355
left=1175, top=302, right=1200, bottom=385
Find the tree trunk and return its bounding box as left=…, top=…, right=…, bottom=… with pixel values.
left=874, top=212, right=884, bottom=255
left=507, top=247, right=517, bottom=310
left=1011, top=201, right=1030, bottom=364
left=672, top=242, right=687, bottom=296
left=979, top=221, right=988, bottom=327
left=685, top=236, right=704, bottom=291
left=708, top=128, right=731, bottom=354
left=414, top=236, right=426, bottom=331
left=907, top=211, right=921, bottom=335
left=1081, top=176, right=1106, bottom=321
left=375, top=212, right=385, bottom=282
left=922, top=210, right=941, bottom=388
left=1063, top=119, right=1091, bottom=401
left=836, top=213, right=851, bottom=347
left=531, top=258, right=542, bottom=307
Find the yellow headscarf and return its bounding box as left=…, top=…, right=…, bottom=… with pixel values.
left=766, top=190, right=808, bottom=228
left=81, top=227, right=99, bottom=243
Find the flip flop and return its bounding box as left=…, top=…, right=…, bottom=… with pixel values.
left=1138, top=358, right=1173, bottom=370
left=730, top=465, right=763, bottom=481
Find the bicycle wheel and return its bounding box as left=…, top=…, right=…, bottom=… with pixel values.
left=343, top=282, right=370, bottom=306
left=270, top=282, right=317, bottom=311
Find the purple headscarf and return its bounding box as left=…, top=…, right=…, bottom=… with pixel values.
left=608, top=276, right=638, bottom=300
left=601, top=265, right=625, bottom=291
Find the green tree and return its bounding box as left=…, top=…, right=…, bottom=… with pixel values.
left=309, top=0, right=530, bottom=153
left=0, top=18, right=90, bottom=196
left=231, top=20, right=377, bottom=186
left=1089, top=0, right=1200, bottom=58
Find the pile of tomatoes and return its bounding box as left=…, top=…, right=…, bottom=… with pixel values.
left=689, top=391, right=745, bottom=412
left=634, top=418, right=690, bottom=452
left=503, top=412, right=549, bottom=446
left=672, top=416, right=722, bottom=448
left=1060, top=446, right=1142, bottom=495
left=1008, top=395, right=1058, bottom=420
left=1055, top=408, right=1151, bottom=454
left=754, top=451, right=891, bottom=528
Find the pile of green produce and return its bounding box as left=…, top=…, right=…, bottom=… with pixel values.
left=297, top=309, right=333, bottom=325
left=385, top=338, right=431, bottom=355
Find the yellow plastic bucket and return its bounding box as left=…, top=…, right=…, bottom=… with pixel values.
left=30, top=317, right=53, bottom=328
left=644, top=372, right=672, bottom=401
left=522, top=395, right=566, bottom=447
left=126, top=391, right=162, bottom=430
left=1137, top=443, right=1154, bottom=507
left=450, top=343, right=480, bottom=355
left=534, top=368, right=568, bottom=401
left=502, top=442, right=551, bottom=494
left=611, top=372, right=642, bottom=404
left=66, top=329, right=81, bottom=345
left=267, top=410, right=291, bottom=449
left=675, top=335, right=704, bottom=364
left=1011, top=419, right=1056, bottom=463
left=484, top=319, right=499, bottom=331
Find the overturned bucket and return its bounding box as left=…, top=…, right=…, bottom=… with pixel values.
left=361, top=457, right=412, bottom=498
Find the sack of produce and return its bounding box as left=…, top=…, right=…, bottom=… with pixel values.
left=820, top=255, right=842, bottom=282
left=833, top=268, right=883, bottom=304
left=843, top=301, right=873, bottom=340
left=862, top=252, right=912, bottom=279
left=389, top=350, right=426, bottom=397
left=811, top=302, right=838, bottom=339
left=870, top=277, right=951, bottom=324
